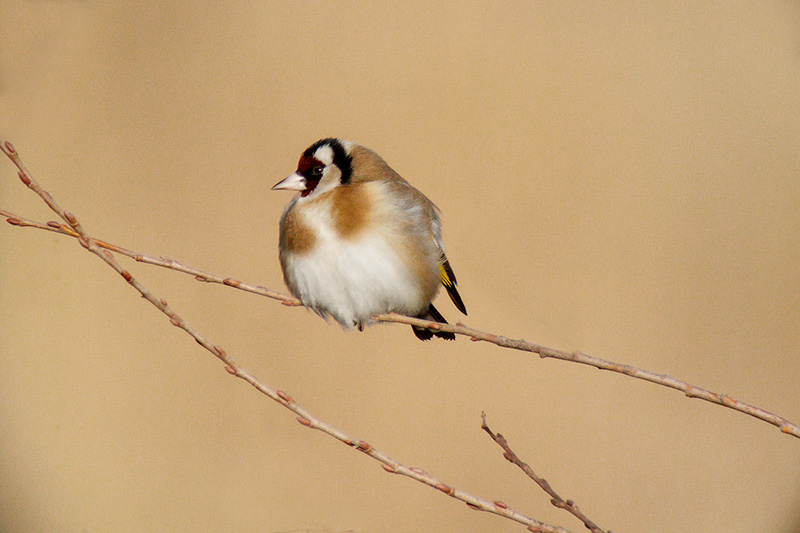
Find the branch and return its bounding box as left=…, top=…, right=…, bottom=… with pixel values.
left=375, top=315, right=800, bottom=439
left=482, top=413, right=606, bottom=533
left=1, top=141, right=570, bottom=532
left=3, top=203, right=798, bottom=441
left=0, top=207, right=301, bottom=306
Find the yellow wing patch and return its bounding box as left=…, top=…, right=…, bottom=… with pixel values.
left=439, top=258, right=467, bottom=315
left=440, top=264, right=454, bottom=287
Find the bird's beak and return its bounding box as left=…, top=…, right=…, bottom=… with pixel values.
left=271, top=172, right=307, bottom=191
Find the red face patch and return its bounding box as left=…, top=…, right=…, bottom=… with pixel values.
left=297, top=156, right=323, bottom=197
left=297, top=155, right=319, bottom=175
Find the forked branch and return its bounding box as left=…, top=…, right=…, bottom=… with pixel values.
left=1, top=141, right=570, bottom=532
left=4, top=140, right=800, bottom=530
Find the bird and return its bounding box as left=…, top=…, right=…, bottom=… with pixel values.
left=272, top=138, right=467, bottom=340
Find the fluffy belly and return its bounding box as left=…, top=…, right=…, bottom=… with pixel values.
left=283, top=234, right=435, bottom=328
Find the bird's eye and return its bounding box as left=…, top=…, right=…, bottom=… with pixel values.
left=310, top=165, right=324, bottom=177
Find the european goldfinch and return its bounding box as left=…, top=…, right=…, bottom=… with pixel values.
left=272, top=138, right=467, bottom=340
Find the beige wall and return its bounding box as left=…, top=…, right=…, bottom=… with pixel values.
left=2, top=2, right=799, bottom=532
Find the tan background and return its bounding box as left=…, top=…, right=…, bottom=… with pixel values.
left=2, top=2, right=799, bottom=532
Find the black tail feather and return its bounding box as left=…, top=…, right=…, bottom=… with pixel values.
left=412, top=303, right=455, bottom=341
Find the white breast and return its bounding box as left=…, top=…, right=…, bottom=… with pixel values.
left=282, top=194, right=434, bottom=329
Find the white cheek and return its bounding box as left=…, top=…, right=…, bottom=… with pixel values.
left=311, top=166, right=342, bottom=197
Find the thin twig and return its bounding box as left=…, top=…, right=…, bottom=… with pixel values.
left=3, top=202, right=798, bottom=441
left=375, top=314, right=800, bottom=439
left=1, top=141, right=570, bottom=533
left=0, top=208, right=301, bottom=306
left=482, top=413, right=606, bottom=533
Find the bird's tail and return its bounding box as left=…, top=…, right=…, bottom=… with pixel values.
left=412, top=303, right=455, bottom=341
